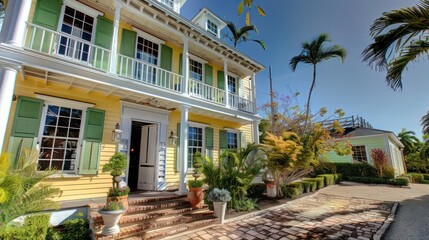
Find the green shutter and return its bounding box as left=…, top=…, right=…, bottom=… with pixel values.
left=120, top=29, right=137, bottom=58
left=205, top=127, right=214, bottom=149
left=217, top=70, right=225, bottom=90
left=33, top=0, right=62, bottom=30
left=79, top=108, right=105, bottom=174
left=179, top=54, right=183, bottom=74
left=219, top=130, right=228, bottom=150
left=160, top=44, right=173, bottom=71
left=205, top=64, right=213, bottom=86
left=93, top=16, right=113, bottom=71
left=8, top=97, right=44, bottom=162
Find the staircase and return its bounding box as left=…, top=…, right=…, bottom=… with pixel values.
left=89, top=194, right=216, bottom=240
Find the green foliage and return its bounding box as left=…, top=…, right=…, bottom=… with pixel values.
left=333, top=173, right=343, bottom=183
left=317, top=174, right=335, bottom=186
left=207, top=188, right=232, bottom=202
left=391, top=177, right=410, bottom=186
left=405, top=152, right=429, bottom=173
left=382, top=166, right=395, bottom=180
left=247, top=183, right=266, bottom=199
left=47, top=213, right=91, bottom=240
left=187, top=180, right=204, bottom=188
left=298, top=181, right=312, bottom=193
left=202, top=144, right=265, bottom=211
left=303, top=177, right=324, bottom=190
left=313, top=161, right=337, bottom=176
left=0, top=214, right=51, bottom=240
left=409, top=173, right=424, bottom=183
left=0, top=150, right=61, bottom=227
left=102, top=152, right=127, bottom=177
left=102, top=201, right=125, bottom=211
left=191, top=151, right=203, bottom=181
left=280, top=184, right=302, bottom=199
left=301, top=180, right=317, bottom=192
left=107, top=186, right=130, bottom=197
left=348, top=177, right=409, bottom=187
left=423, top=174, right=429, bottom=180
left=333, top=162, right=378, bottom=180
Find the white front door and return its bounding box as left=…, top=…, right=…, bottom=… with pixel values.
left=137, top=124, right=158, bottom=190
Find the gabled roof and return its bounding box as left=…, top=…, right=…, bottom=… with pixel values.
left=343, top=127, right=392, bottom=137
left=191, top=7, right=227, bottom=29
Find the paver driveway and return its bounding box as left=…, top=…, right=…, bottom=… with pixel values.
left=172, top=193, right=393, bottom=240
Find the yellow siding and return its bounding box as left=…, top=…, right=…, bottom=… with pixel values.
left=5, top=76, right=121, bottom=201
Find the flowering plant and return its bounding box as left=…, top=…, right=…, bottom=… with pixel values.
left=107, top=186, right=130, bottom=197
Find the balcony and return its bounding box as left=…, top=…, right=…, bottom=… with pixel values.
left=23, top=23, right=255, bottom=113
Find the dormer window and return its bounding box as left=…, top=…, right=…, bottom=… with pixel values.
left=207, top=19, right=218, bottom=36
left=160, top=0, right=174, bottom=8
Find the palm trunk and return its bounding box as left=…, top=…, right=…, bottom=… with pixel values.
left=303, top=64, right=317, bottom=135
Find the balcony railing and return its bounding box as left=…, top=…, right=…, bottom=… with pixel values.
left=23, top=23, right=255, bottom=113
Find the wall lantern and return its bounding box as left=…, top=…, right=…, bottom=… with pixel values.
left=169, top=131, right=178, bottom=146
left=112, top=123, right=122, bottom=142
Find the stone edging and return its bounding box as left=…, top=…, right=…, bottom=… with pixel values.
left=373, top=202, right=399, bottom=240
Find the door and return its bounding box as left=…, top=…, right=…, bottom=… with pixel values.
left=137, top=124, right=158, bottom=190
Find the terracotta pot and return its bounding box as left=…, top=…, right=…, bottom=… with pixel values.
left=107, top=195, right=129, bottom=211
left=187, top=187, right=204, bottom=208
left=213, top=201, right=227, bottom=224
left=99, top=209, right=126, bottom=235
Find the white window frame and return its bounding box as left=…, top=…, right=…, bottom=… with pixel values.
left=352, top=145, right=368, bottom=163
left=188, top=56, right=205, bottom=82
left=224, top=128, right=240, bottom=150
left=206, top=19, right=218, bottom=37
left=187, top=122, right=209, bottom=170
left=36, top=94, right=94, bottom=174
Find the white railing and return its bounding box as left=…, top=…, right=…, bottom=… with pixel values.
left=228, top=93, right=255, bottom=113
left=24, top=22, right=111, bottom=72
left=188, top=78, right=226, bottom=105
left=118, top=54, right=183, bottom=93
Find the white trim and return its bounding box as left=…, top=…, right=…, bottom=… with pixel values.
left=188, top=54, right=208, bottom=64
left=132, top=27, right=166, bottom=45
left=224, top=127, right=240, bottom=133
left=121, top=101, right=172, bottom=115
left=63, top=0, right=103, bottom=16
left=35, top=94, right=95, bottom=109
left=189, top=121, right=210, bottom=128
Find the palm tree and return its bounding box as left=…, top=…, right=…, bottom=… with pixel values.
left=225, top=21, right=266, bottom=50
left=422, top=112, right=429, bottom=135
left=398, top=129, right=420, bottom=155
left=362, top=0, right=429, bottom=91
left=289, top=33, right=346, bottom=134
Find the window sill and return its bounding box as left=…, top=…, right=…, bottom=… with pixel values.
left=46, top=173, right=83, bottom=179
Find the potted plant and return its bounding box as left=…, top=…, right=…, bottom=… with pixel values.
left=103, top=152, right=129, bottom=210
left=187, top=152, right=205, bottom=208
left=99, top=201, right=126, bottom=235
left=207, top=188, right=231, bottom=224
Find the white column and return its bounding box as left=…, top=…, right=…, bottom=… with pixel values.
left=109, top=1, right=122, bottom=74
left=252, top=120, right=260, bottom=144
left=223, top=59, right=229, bottom=107
left=0, top=65, right=19, bottom=152
left=252, top=73, right=257, bottom=113
left=182, top=36, right=189, bottom=95
left=0, top=0, right=32, bottom=47
left=178, top=104, right=191, bottom=194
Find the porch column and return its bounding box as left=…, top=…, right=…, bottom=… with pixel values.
left=0, top=64, right=19, bottom=152
left=0, top=0, right=32, bottom=47
left=178, top=104, right=191, bottom=194
left=109, top=1, right=122, bottom=74
left=252, top=73, right=257, bottom=114
left=252, top=120, right=260, bottom=144
left=182, top=36, right=189, bottom=95
left=223, top=59, right=229, bottom=107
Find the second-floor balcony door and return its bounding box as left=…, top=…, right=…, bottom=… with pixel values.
left=58, top=6, right=94, bottom=63
left=228, top=75, right=237, bottom=107
left=135, top=36, right=159, bottom=84
left=189, top=59, right=203, bottom=96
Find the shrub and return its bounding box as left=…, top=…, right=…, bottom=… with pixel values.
left=390, top=177, right=410, bottom=187
left=370, top=148, right=388, bottom=177
left=248, top=183, right=266, bottom=199
left=303, top=177, right=324, bottom=189
left=382, top=166, right=395, bottom=179
left=410, top=173, right=424, bottom=183
left=46, top=213, right=91, bottom=240
left=422, top=180, right=429, bottom=184
left=334, top=162, right=378, bottom=180
left=313, top=161, right=337, bottom=175
left=298, top=181, right=312, bottom=193
left=333, top=173, right=342, bottom=183
left=317, top=174, right=335, bottom=186
left=280, top=184, right=301, bottom=199
left=349, top=177, right=389, bottom=184
left=0, top=214, right=51, bottom=240
left=207, top=188, right=232, bottom=202
left=301, top=180, right=317, bottom=192
left=423, top=174, right=429, bottom=180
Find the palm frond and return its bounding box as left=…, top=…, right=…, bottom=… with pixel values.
left=421, top=111, right=429, bottom=135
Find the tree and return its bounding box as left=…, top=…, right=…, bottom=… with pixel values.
left=237, top=0, right=265, bottom=26
left=225, top=21, right=266, bottom=50
left=422, top=111, right=429, bottom=135
left=362, top=0, right=429, bottom=91
left=398, top=129, right=420, bottom=155
left=289, top=33, right=346, bottom=134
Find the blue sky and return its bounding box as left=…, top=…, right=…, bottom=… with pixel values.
left=182, top=0, right=427, bottom=138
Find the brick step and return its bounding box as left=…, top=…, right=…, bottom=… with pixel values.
left=126, top=199, right=190, bottom=214
left=128, top=194, right=186, bottom=206
left=95, top=212, right=216, bottom=240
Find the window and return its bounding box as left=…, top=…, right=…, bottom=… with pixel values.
left=135, top=36, right=159, bottom=83
left=227, top=132, right=238, bottom=149
left=228, top=75, right=237, bottom=106
left=39, top=105, right=83, bottom=172
left=352, top=145, right=368, bottom=163
left=59, top=6, right=94, bottom=62
left=188, top=126, right=203, bottom=167
left=159, top=0, right=174, bottom=8
left=189, top=59, right=203, bottom=81
left=207, top=19, right=218, bottom=36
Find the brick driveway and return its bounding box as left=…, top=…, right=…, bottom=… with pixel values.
left=172, top=193, right=393, bottom=240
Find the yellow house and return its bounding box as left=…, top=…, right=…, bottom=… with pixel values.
left=0, top=0, right=264, bottom=202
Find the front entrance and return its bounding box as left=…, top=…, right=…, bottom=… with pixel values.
left=129, top=121, right=158, bottom=191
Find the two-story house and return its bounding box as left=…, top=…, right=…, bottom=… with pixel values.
left=0, top=0, right=264, bottom=202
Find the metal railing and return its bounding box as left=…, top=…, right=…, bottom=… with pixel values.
left=24, top=22, right=111, bottom=72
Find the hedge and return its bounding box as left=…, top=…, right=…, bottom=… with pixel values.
left=317, top=174, right=335, bottom=186
left=248, top=183, right=266, bottom=199
left=301, top=180, right=317, bottom=192
left=348, top=177, right=409, bottom=187
left=280, top=184, right=301, bottom=199
left=333, top=173, right=343, bottom=183
left=298, top=181, right=313, bottom=193
left=314, top=162, right=378, bottom=180
left=303, top=177, right=324, bottom=189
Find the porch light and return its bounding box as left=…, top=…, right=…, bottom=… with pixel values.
left=112, top=123, right=122, bottom=142
left=169, top=131, right=178, bottom=146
